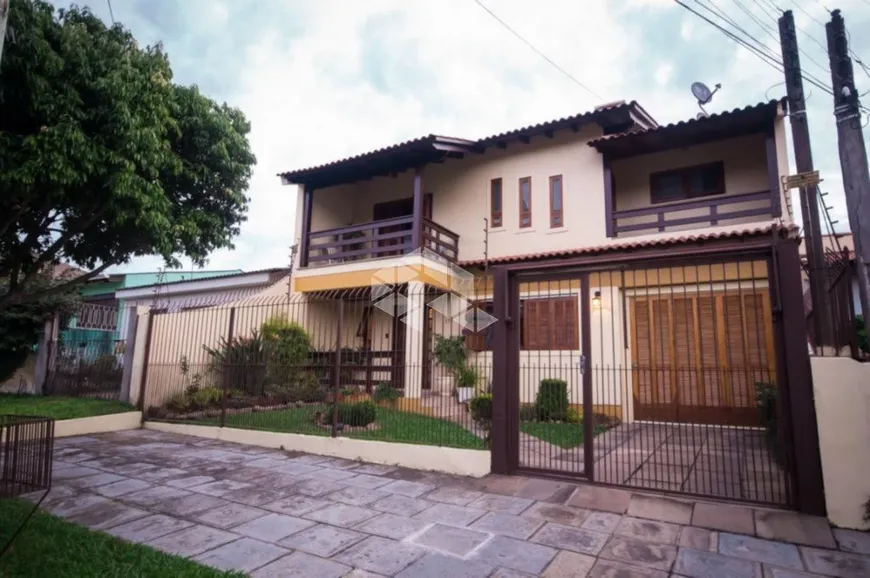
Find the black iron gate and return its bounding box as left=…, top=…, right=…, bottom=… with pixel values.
left=490, top=238, right=825, bottom=513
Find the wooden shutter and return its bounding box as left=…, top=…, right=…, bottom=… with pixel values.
left=522, top=297, right=578, bottom=351
left=697, top=296, right=722, bottom=407
left=632, top=299, right=654, bottom=405
left=672, top=297, right=698, bottom=406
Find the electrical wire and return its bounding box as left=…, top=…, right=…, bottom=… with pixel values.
left=107, top=0, right=115, bottom=24
left=471, top=0, right=604, bottom=100
left=681, top=0, right=836, bottom=97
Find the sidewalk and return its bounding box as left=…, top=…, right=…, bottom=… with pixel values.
left=31, top=429, right=870, bottom=577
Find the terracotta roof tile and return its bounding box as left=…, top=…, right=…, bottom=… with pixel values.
left=459, top=224, right=794, bottom=267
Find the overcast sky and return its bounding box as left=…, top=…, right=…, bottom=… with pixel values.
left=66, top=0, right=870, bottom=274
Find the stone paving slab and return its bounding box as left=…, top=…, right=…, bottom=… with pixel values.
left=39, top=430, right=870, bottom=578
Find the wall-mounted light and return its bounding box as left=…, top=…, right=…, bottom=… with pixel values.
left=592, top=290, right=602, bottom=310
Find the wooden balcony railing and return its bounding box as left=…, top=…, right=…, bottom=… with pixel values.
left=612, top=190, right=775, bottom=236
left=306, top=216, right=460, bottom=266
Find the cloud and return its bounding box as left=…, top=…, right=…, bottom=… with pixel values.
left=56, top=0, right=870, bottom=274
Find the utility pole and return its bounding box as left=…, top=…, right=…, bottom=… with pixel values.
left=825, top=9, right=870, bottom=324
left=779, top=10, right=832, bottom=347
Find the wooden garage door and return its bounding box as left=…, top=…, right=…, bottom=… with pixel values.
left=629, top=291, right=776, bottom=426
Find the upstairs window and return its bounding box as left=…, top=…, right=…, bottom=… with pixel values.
left=549, top=175, right=563, bottom=228
left=650, top=161, right=725, bottom=204
left=490, top=178, right=503, bottom=228
left=519, top=177, right=532, bottom=228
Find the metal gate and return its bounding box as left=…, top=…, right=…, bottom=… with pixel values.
left=44, top=337, right=126, bottom=400
left=489, top=240, right=824, bottom=512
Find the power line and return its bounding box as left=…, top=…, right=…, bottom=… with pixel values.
left=471, top=0, right=604, bottom=100
left=676, top=0, right=837, bottom=98
left=107, top=0, right=115, bottom=24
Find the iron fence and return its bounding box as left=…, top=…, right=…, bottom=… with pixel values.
left=806, top=248, right=868, bottom=360
left=44, top=338, right=126, bottom=400
left=0, top=415, right=54, bottom=499
left=505, top=260, right=793, bottom=506
left=140, top=290, right=490, bottom=451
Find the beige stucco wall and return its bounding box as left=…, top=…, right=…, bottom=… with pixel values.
left=611, top=133, right=774, bottom=235
left=810, top=356, right=870, bottom=530
left=302, top=117, right=789, bottom=268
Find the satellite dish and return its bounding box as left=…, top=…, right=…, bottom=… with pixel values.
left=691, top=82, right=713, bottom=104
left=691, top=81, right=721, bottom=117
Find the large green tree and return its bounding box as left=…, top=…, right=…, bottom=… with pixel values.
left=0, top=1, right=256, bottom=312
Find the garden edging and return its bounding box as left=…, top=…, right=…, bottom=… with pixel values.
left=54, top=411, right=142, bottom=438
left=144, top=421, right=491, bottom=477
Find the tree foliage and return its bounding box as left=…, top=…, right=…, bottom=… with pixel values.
left=0, top=1, right=256, bottom=311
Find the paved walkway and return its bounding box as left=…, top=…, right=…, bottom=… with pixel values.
left=31, top=429, right=870, bottom=577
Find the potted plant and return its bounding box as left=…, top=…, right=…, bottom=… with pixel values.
left=373, top=382, right=401, bottom=409
left=455, top=366, right=479, bottom=404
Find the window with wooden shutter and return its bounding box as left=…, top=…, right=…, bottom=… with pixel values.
left=519, top=177, right=532, bottom=228
left=521, top=296, right=578, bottom=350
left=490, top=179, right=503, bottom=228
left=650, top=162, right=725, bottom=204
left=549, top=175, right=563, bottom=228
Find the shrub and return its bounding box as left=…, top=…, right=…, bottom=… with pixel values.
left=204, top=331, right=268, bottom=394
left=189, top=386, right=222, bottom=409
left=434, top=335, right=467, bottom=376
left=261, top=318, right=312, bottom=384
left=469, top=393, right=492, bottom=424
left=536, top=379, right=569, bottom=421
left=519, top=404, right=538, bottom=422
left=373, top=382, right=401, bottom=406
left=292, top=371, right=325, bottom=402
left=166, top=392, right=190, bottom=413
left=457, top=366, right=479, bottom=389
left=338, top=401, right=378, bottom=427
left=566, top=407, right=582, bottom=424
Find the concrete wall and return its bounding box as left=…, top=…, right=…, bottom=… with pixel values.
left=54, top=411, right=142, bottom=438
left=811, top=356, right=870, bottom=530
left=145, top=421, right=491, bottom=477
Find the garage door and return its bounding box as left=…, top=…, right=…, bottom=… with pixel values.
left=629, top=291, right=776, bottom=426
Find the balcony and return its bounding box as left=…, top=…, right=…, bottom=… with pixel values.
left=611, top=190, right=776, bottom=236
left=303, top=216, right=460, bottom=267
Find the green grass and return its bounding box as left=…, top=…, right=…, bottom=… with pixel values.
left=194, top=404, right=486, bottom=450
left=520, top=421, right=604, bottom=449
left=0, top=395, right=134, bottom=420
left=0, top=499, right=243, bottom=578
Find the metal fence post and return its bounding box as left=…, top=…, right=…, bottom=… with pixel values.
left=220, top=307, right=236, bottom=428
left=332, top=300, right=344, bottom=438
left=119, top=308, right=139, bottom=404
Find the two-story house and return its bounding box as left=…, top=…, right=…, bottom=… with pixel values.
left=278, top=98, right=792, bottom=436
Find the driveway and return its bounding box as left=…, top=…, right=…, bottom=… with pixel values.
left=33, top=429, right=870, bottom=577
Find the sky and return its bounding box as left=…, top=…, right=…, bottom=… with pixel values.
left=59, top=0, right=870, bottom=274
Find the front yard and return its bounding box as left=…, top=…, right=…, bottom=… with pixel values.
left=0, top=395, right=134, bottom=420
left=0, top=499, right=241, bottom=578
left=191, top=404, right=486, bottom=450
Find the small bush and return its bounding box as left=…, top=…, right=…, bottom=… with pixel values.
left=434, top=335, right=468, bottom=375
left=457, top=366, right=479, bottom=389
left=519, top=404, right=538, bottom=422
left=190, top=386, right=222, bottom=409
left=469, top=393, right=493, bottom=424
left=373, top=382, right=401, bottom=405
left=204, top=331, right=267, bottom=394
left=166, top=392, right=190, bottom=413
left=338, top=401, right=378, bottom=427
left=566, top=407, right=582, bottom=424
left=536, top=379, right=569, bottom=421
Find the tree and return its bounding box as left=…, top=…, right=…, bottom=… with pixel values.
left=0, top=1, right=256, bottom=312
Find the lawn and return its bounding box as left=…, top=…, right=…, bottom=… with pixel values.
left=194, top=404, right=486, bottom=450
left=0, top=395, right=134, bottom=420
left=0, top=499, right=242, bottom=578
left=520, top=421, right=605, bottom=449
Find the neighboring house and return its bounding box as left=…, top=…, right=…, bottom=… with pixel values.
left=115, top=268, right=291, bottom=339
left=273, top=97, right=793, bottom=428
left=800, top=233, right=861, bottom=317
left=59, top=270, right=242, bottom=356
